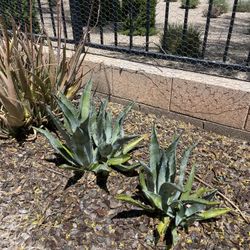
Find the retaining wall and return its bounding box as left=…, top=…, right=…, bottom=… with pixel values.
left=80, top=53, right=250, bottom=141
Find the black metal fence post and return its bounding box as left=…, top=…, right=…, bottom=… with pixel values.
left=201, top=0, right=213, bottom=58
left=145, top=0, right=151, bottom=51
left=182, top=0, right=190, bottom=53
left=162, top=0, right=170, bottom=52
left=69, top=0, right=83, bottom=44
left=223, top=0, right=238, bottom=62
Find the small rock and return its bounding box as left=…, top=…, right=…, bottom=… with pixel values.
left=109, top=200, right=122, bottom=209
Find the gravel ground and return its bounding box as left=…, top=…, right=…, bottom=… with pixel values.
left=0, top=101, right=249, bottom=249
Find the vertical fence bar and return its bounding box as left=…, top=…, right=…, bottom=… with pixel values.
left=201, top=0, right=213, bottom=58
left=223, top=0, right=238, bottom=62
left=246, top=51, right=250, bottom=66
left=145, top=0, right=151, bottom=51
left=162, top=0, right=170, bottom=52
left=61, top=0, right=68, bottom=39
left=48, top=0, right=56, bottom=37
left=99, top=2, right=104, bottom=45
left=129, top=4, right=133, bottom=50
left=112, top=0, right=118, bottom=46
left=182, top=0, right=190, bottom=50
left=37, top=0, right=45, bottom=27
left=69, top=0, right=82, bottom=44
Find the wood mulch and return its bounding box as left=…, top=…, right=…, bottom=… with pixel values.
left=0, top=102, right=249, bottom=249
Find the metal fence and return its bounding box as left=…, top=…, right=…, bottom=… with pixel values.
left=0, top=0, right=250, bottom=80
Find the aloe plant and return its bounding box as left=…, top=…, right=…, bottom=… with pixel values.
left=0, top=17, right=87, bottom=138
left=116, top=127, right=230, bottom=247
left=36, top=80, right=145, bottom=176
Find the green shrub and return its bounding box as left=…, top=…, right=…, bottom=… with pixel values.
left=237, top=0, right=250, bottom=12
left=117, top=127, right=230, bottom=248
left=0, top=0, right=39, bottom=33
left=0, top=18, right=86, bottom=138
left=181, top=0, right=200, bottom=8
left=203, top=0, right=229, bottom=18
left=160, top=24, right=202, bottom=57
left=36, top=80, right=145, bottom=178
left=121, top=0, right=157, bottom=36
left=76, top=0, right=122, bottom=27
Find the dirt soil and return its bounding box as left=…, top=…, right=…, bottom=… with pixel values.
left=0, top=101, right=249, bottom=249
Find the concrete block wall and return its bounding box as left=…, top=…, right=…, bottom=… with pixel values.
left=80, top=54, right=250, bottom=141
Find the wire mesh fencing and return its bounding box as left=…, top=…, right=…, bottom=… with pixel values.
left=0, top=0, right=249, bottom=80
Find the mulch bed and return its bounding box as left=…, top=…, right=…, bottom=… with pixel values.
left=0, top=102, right=249, bottom=249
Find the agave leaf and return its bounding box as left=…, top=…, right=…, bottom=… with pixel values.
left=96, top=99, right=108, bottom=145
left=143, top=190, right=162, bottom=210
left=112, top=135, right=138, bottom=155
left=35, top=127, right=76, bottom=166
left=99, top=143, right=113, bottom=158
left=189, top=187, right=214, bottom=199
left=116, top=194, right=153, bottom=211
left=181, top=198, right=220, bottom=206
left=107, top=154, right=131, bottom=166
left=105, top=112, right=112, bottom=143
left=178, top=144, right=196, bottom=187
left=164, top=135, right=180, bottom=183
left=46, top=106, right=71, bottom=144
left=198, top=208, right=231, bottom=220
left=113, top=162, right=140, bottom=172
left=181, top=165, right=196, bottom=200
left=202, top=189, right=218, bottom=201
left=70, top=128, right=89, bottom=166
left=56, top=93, right=79, bottom=133
left=156, top=217, right=171, bottom=240
left=149, top=126, right=160, bottom=193
left=122, top=134, right=146, bottom=155
left=89, top=162, right=110, bottom=174
left=171, top=226, right=179, bottom=246
left=184, top=203, right=206, bottom=217
left=112, top=102, right=133, bottom=143
left=159, top=182, right=184, bottom=199
left=58, top=164, right=83, bottom=171
left=139, top=170, right=148, bottom=191
left=175, top=205, right=185, bottom=226
left=157, top=151, right=168, bottom=194
left=79, top=79, right=92, bottom=122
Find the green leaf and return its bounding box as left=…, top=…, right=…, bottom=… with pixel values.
left=89, top=163, right=110, bottom=174
left=164, top=135, right=180, bottom=183
left=198, top=208, right=231, bottom=220
left=112, top=102, right=133, bottom=143
left=122, top=134, right=146, bottom=154
left=56, top=93, right=79, bottom=133
left=139, top=170, right=148, bottom=191
left=79, top=79, right=92, bottom=123
left=105, top=112, right=112, bottom=143
left=149, top=126, right=161, bottom=193
left=113, top=162, right=140, bottom=172
left=184, top=203, right=206, bottom=217
left=189, top=187, right=214, bottom=199
left=143, top=190, right=162, bottom=210
left=35, top=127, right=76, bottom=166
left=178, top=144, right=196, bottom=187
left=46, top=106, right=71, bottom=144
left=107, top=154, right=131, bottom=166
left=181, top=198, right=220, bottom=206
left=171, top=226, right=179, bottom=246
left=116, top=194, right=153, bottom=211
left=156, top=217, right=170, bottom=239
left=99, top=143, right=113, bottom=158
left=181, top=165, right=196, bottom=200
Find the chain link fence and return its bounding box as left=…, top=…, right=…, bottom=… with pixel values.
left=0, top=0, right=249, bottom=80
